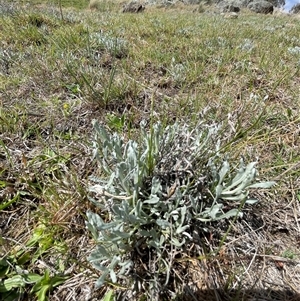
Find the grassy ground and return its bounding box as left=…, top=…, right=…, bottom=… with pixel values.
left=0, top=0, right=300, bottom=300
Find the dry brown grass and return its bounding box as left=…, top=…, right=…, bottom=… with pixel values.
left=88, top=0, right=101, bottom=10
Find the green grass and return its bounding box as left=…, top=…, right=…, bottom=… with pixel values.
left=15, top=0, right=90, bottom=9
left=1, top=0, right=300, bottom=300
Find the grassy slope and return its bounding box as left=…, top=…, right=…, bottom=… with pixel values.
left=0, top=0, right=300, bottom=300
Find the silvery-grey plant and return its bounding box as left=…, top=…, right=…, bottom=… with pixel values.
left=288, top=46, right=300, bottom=55
left=0, top=0, right=17, bottom=16
left=239, top=38, right=255, bottom=52
left=169, top=57, right=186, bottom=84
left=86, top=119, right=275, bottom=298
left=90, top=32, right=128, bottom=58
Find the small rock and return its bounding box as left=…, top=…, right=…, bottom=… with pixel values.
left=247, top=0, right=274, bottom=14
left=290, top=3, right=300, bottom=14
left=220, top=3, right=240, bottom=13
left=122, top=1, right=145, bottom=13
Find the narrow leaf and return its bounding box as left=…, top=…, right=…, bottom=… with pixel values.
left=248, top=181, right=276, bottom=189
left=102, top=290, right=115, bottom=301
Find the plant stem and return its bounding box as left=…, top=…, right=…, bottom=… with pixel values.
left=58, top=0, right=64, bottom=21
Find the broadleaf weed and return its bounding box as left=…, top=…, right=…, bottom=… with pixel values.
left=87, top=120, right=275, bottom=297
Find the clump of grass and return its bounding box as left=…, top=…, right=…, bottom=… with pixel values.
left=89, top=0, right=102, bottom=10
left=196, top=3, right=206, bottom=13
left=88, top=0, right=115, bottom=11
